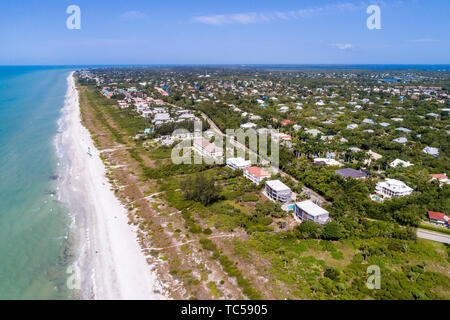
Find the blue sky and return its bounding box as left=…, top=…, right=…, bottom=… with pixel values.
left=1, top=0, right=449, bottom=65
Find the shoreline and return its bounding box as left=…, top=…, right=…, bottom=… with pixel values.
left=55, top=72, right=166, bottom=299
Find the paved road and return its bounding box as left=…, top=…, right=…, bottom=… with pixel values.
left=417, top=229, right=450, bottom=244
left=201, top=112, right=268, bottom=164
left=366, top=218, right=450, bottom=244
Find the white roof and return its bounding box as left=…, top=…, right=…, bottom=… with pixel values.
left=390, top=159, right=413, bottom=168
left=295, top=200, right=329, bottom=217
left=423, top=147, right=439, bottom=155
left=306, top=129, right=322, bottom=136
left=265, top=180, right=291, bottom=192
left=378, top=179, right=413, bottom=192
left=367, top=150, right=382, bottom=159
left=240, top=122, right=257, bottom=129
left=154, top=113, right=171, bottom=121
left=226, top=157, right=251, bottom=167
left=314, top=158, right=341, bottom=166
left=179, top=113, right=195, bottom=119
left=392, top=137, right=408, bottom=143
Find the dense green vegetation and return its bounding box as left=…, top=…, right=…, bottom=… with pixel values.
left=246, top=232, right=450, bottom=299
left=76, top=67, right=450, bottom=300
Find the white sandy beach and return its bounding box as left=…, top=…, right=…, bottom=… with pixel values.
left=55, top=72, right=166, bottom=300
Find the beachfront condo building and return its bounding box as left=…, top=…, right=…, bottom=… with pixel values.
left=265, top=180, right=291, bottom=203
left=226, top=157, right=252, bottom=170
left=294, top=200, right=330, bottom=225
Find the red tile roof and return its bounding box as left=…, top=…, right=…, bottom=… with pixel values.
left=430, top=174, right=447, bottom=179
left=244, top=166, right=270, bottom=178
left=428, top=211, right=449, bottom=222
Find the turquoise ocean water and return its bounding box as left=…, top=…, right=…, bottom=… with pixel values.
left=0, top=67, right=74, bottom=299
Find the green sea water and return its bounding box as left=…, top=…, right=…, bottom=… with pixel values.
left=0, top=67, right=75, bottom=299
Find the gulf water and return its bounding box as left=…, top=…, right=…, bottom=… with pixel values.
left=0, top=66, right=74, bottom=299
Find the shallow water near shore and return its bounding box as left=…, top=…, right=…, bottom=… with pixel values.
left=0, top=67, right=75, bottom=299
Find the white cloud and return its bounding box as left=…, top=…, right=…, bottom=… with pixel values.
left=192, top=2, right=365, bottom=25
left=330, top=43, right=354, bottom=50
left=193, top=13, right=265, bottom=25
left=120, top=10, right=145, bottom=21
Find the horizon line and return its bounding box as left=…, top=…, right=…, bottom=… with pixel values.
left=1, top=63, right=449, bottom=67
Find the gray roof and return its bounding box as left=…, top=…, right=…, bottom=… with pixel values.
left=335, top=168, right=369, bottom=179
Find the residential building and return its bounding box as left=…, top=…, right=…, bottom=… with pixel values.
left=226, top=157, right=252, bottom=170
left=427, top=211, right=449, bottom=228
left=153, top=113, right=171, bottom=125
left=179, top=113, right=196, bottom=120
left=423, top=146, right=439, bottom=157
left=430, top=173, right=449, bottom=185
left=335, top=168, right=369, bottom=179
left=240, top=122, right=257, bottom=129
left=390, top=159, right=414, bottom=168
left=313, top=158, right=342, bottom=167
left=193, top=138, right=223, bottom=158
left=363, top=119, right=376, bottom=125
left=265, top=180, right=292, bottom=203
left=392, top=137, right=408, bottom=144
left=243, top=166, right=271, bottom=184
left=395, top=127, right=412, bottom=133
left=294, top=200, right=330, bottom=225
left=305, top=128, right=322, bottom=137
left=272, top=133, right=292, bottom=141
left=365, top=150, right=383, bottom=164
left=375, top=179, right=413, bottom=198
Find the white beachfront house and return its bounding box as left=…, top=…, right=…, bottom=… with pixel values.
left=265, top=180, right=292, bottom=203
left=226, top=157, right=252, bottom=170
left=243, top=166, right=271, bottom=184
left=193, top=138, right=223, bottom=158
left=294, top=200, right=330, bottom=225
left=375, top=179, right=413, bottom=198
